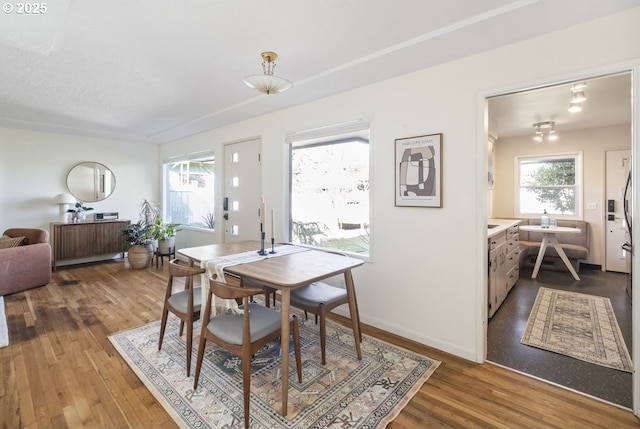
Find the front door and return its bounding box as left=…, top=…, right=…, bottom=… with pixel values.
left=223, top=139, right=262, bottom=242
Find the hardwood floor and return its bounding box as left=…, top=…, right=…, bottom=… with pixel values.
left=1, top=260, right=639, bottom=429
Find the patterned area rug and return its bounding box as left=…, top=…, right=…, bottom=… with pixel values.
left=521, top=287, right=632, bottom=372
left=109, top=311, right=440, bottom=428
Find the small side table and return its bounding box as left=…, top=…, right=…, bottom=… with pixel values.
left=155, top=246, right=175, bottom=268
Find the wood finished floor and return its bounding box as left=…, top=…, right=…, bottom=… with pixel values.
left=1, top=259, right=639, bottom=429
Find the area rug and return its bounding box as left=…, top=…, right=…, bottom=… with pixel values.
left=0, top=296, right=8, bottom=348
left=521, top=287, right=632, bottom=372
left=109, top=312, right=440, bottom=429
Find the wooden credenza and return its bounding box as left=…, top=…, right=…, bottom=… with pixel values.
left=51, top=220, right=130, bottom=269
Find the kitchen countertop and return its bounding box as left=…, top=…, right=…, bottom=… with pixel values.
left=487, top=218, right=521, bottom=238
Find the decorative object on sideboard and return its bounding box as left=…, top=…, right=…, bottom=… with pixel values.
left=66, top=161, right=116, bottom=202
left=95, top=212, right=119, bottom=220
left=243, top=51, right=293, bottom=95
left=54, top=193, right=76, bottom=222
left=66, top=201, right=94, bottom=223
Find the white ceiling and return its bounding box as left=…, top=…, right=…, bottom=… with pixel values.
left=0, top=0, right=637, bottom=144
left=488, top=72, right=632, bottom=140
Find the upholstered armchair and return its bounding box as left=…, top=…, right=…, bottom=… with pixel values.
left=0, top=228, right=52, bottom=295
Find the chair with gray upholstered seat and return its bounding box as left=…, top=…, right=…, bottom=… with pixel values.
left=193, top=277, right=302, bottom=429
left=158, top=259, right=205, bottom=376
left=289, top=275, right=362, bottom=365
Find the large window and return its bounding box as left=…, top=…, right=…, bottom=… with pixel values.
left=288, top=121, right=370, bottom=256
left=516, top=153, right=581, bottom=218
left=163, top=157, right=215, bottom=229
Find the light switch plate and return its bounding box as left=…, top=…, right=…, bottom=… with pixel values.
left=586, top=203, right=597, bottom=210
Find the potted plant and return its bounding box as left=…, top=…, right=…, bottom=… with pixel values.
left=67, top=201, right=93, bottom=222
left=154, top=220, right=183, bottom=255
left=121, top=222, right=153, bottom=269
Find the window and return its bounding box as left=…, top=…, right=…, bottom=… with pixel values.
left=163, top=157, right=215, bottom=229
left=516, top=153, right=581, bottom=218
left=288, top=120, right=370, bottom=256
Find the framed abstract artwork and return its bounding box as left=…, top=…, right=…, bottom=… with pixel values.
left=395, top=133, right=442, bottom=207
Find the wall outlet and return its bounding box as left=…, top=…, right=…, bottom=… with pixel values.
left=586, top=203, right=597, bottom=210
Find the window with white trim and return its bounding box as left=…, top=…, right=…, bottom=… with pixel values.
left=163, top=157, right=216, bottom=229
left=288, top=120, right=370, bottom=256
left=515, top=153, right=581, bottom=218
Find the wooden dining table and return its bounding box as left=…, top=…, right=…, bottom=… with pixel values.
left=177, top=240, right=364, bottom=416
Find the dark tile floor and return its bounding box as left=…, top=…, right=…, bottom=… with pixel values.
left=487, top=264, right=633, bottom=409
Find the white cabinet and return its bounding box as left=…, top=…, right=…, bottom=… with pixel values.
left=488, top=222, right=520, bottom=318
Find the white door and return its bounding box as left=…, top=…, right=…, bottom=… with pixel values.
left=605, top=149, right=632, bottom=273
left=223, top=139, right=262, bottom=242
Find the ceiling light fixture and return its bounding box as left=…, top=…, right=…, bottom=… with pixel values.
left=568, top=82, right=587, bottom=112
left=532, top=121, right=558, bottom=142
left=243, top=51, right=293, bottom=95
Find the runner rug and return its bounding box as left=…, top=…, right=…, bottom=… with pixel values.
left=521, top=287, right=632, bottom=372
left=109, top=311, right=440, bottom=428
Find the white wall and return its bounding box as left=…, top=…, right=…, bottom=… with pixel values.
left=161, top=8, right=640, bottom=361
left=492, top=125, right=632, bottom=266
left=0, top=127, right=159, bottom=232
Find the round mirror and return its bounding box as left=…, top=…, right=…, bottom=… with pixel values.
left=66, top=162, right=116, bottom=202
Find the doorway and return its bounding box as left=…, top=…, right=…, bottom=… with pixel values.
left=485, top=71, right=634, bottom=408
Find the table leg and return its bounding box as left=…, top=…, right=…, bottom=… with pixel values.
left=531, top=235, right=549, bottom=279
left=344, top=270, right=362, bottom=360
left=280, top=288, right=290, bottom=416
left=548, top=235, right=580, bottom=280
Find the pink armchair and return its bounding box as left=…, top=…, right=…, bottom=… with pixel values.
left=0, top=228, right=52, bottom=296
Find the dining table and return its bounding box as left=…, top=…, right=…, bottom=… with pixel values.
left=519, top=224, right=581, bottom=280
left=177, top=240, right=364, bottom=416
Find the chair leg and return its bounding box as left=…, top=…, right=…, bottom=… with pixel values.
left=179, top=321, right=185, bottom=336
left=193, top=334, right=207, bottom=389
left=158, top=308, right=169, bottom=350
left=319, top=305, right=327, bottom=365
left=242, top=349, right=252, bottom=429
left=292, top=316, right=302, bottom=383
left=186, top=317, right=193, bottom=377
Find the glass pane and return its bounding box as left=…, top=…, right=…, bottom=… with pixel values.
left=165, top=159, right=215, bottom=229
left=518, top=156, right=577, bottom=216
left=290, top=138, right=370, bottom=255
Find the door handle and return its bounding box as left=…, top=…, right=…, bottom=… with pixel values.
left=223, top=213, right=229, bottom=220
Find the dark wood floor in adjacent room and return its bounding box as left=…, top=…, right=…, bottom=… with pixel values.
left=1, top=260, right=639, bottom=429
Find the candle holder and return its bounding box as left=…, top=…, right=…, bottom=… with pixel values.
left=269, top=237, right=276, bottom=254
left=258, top=231, right=267, bottom=255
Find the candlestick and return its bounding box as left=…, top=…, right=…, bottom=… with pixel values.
left=271, top=208, right=275, bottom=239
left=258, top=231, right=267, bottom=255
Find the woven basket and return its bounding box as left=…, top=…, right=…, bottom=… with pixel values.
left=127, top=244, right=152, bottom=269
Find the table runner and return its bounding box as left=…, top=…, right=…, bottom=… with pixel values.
left=200, top=244, right=308, bottom=314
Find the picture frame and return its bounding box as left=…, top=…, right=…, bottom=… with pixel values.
left=395, top=133, right=442, bottom=207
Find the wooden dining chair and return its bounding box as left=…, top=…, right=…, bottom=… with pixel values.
left=193, top=278, right=303, bottom=429
left=289, top=271, right=362, bottom=365
left=158, top=259, right=205, bottom=376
